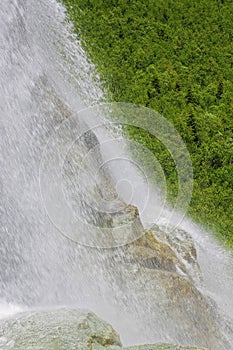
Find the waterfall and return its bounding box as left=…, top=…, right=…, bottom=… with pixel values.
left=0, top=0, right=232, bottom=349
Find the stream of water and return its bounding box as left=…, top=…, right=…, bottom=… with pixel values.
left=0, top=0, right=232, bottom=348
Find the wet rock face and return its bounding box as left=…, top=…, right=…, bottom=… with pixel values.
left=125, top=230, right=187, bottom=275
left=0, top=308, right=208, bottom=350
left=55, top=128, right=229, bottom=350
left=111, top=260, right=226, bottom=350
left=110, top=211, right=230, bottom=350
left=151, top=225, right=200, bottom=279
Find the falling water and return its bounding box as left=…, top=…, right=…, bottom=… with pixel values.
left=0, top=0, right=233, bottom=349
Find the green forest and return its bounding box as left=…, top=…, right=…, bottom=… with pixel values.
left=61, top=0, right=233, bottom=247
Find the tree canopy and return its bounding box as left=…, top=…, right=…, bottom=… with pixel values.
left=61, top=0, right=233, bottom=247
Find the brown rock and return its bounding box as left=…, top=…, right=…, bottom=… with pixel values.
left=125, top=230, right=187, bottom=275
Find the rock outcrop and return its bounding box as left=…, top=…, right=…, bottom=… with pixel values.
left=25, top=97, right=230, bottom=350
left=124, top=229, right=187, bottom=274
left=108, top=210, right=230, bottom=349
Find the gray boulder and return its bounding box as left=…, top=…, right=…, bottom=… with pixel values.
left=0, top=308, right=121, bottom=350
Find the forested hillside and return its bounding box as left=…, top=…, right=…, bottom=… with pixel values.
left=61, top=0, right=233, bottom=247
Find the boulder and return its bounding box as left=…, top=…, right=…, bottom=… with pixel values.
left=0, top=308, right=121, bottom=350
